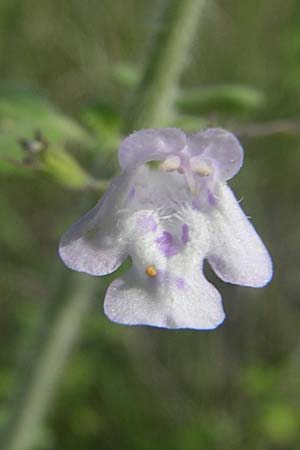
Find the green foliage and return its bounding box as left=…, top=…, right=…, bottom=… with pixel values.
left=81, top=102, right=122, bottom=150
left=0, top=1, right=299, bottom=450
left=170, top=114, right=209, bottom=132
left=262, top=404, right=299, bottom=445
left=177, top=84, right=266, bottom=116
left=111, top=63, right=141, bottom=89
left=0, top=190, right=35, bottom=252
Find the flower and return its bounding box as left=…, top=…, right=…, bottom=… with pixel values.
left=59, top=128, right=273, bottom=330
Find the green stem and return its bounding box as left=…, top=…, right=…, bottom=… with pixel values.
left=4, top=274, right=101, bottom=450
left=3, top=1, right=207, bottom=449
left=125, top=0, right=207, bottom=130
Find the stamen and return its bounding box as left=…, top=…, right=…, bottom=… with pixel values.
left=159, top=155, right=181, bottom=172
left=183, top=168, right=196, bottom=195
left=194, top=165, right=213, bottom=177
left=145, top=265, right=157, bottom=278
left=190, top=156, right=214, bottom=177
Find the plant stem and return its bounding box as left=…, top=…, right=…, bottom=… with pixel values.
left=4, top=274, right=101, bottom=450
left=125, top=0, right=207, bottom=130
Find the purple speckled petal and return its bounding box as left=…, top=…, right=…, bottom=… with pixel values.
left=136, top=212, right=158, bottom=232
left=156, top=231, right=179, bottom=257
left=207, top=184, right=273, bottom=287
left=119, top=128, right=186, bottom=171
left=181, top=224, right=189, bottom=244
left=188, top=128, right=244, bottom=181
left=59, top=175, right=130, bottom=276
left=104, top=267, right=225, bottom=330
left=59, top=126, right=273, bottom=330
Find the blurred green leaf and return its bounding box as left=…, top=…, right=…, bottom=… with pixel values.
left=177, top=84, right=266, bottom=116
left=241, top=364, right=279, bottom=397
left=80, top=101, right=122, bottom=150
left=170, top=114, right=208, bottom=132
left=0, top=191, right=35, bottom=252
left=0, top=85, right=91, bottom=173
left=261, top=404, right=299, bottom=445
left=111, top=63, right=141, bottom=89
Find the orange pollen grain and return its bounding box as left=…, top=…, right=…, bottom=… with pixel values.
left=145, top=265, right=157, bottom=278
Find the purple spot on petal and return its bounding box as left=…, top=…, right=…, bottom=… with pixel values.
left=175, top=276, right=186, bottom=289
left=147, top=216, right=158, bottom=232
left=128, top=185, right=135, bottom=200
left=207, top=189, right=217, bottom=206
left=151, top=269, right=168, bottom=286
left=156, top=231, right=179, bottom=257
left=192, top=197, right=201, bottom=210
left=155, top=269, right=165, bottom=281
left=137, top=214, right=157, bottom=232
left=181, top=224, right=189, bottom=245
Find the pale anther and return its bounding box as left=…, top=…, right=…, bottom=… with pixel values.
left=159, top=155, right=181, bottom=172
left=190, top=157, right=214, bottom=177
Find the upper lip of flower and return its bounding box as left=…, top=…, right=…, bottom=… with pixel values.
left=118, top=127, right=244, bottom=181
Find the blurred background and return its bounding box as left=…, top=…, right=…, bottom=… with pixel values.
left=0, top=0, right=300, bottom=449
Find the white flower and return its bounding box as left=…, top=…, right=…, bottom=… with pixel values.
left=59, top=128, right=273, bottom=329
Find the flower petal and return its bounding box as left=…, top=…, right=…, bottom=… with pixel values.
left=207, top=184, right=273, bottom=287
left=119, top=128, right=186, bottom=171
left=59, top=175, right=130, bottom=276
left=104, top=267, right=225, bottom=330
left=188, top=128, right=243, bottom=181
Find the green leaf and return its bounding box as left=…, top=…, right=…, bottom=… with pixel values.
left=111, top=63, right=141, bottom=89
left=80, top=101, right=122, bottom=149
left=177, top=84, right=266, bottom=115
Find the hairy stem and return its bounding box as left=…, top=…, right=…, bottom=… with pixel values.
left=125, top=0, right=207, bottom=130
left=4, top=274, right=101, bottom=450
